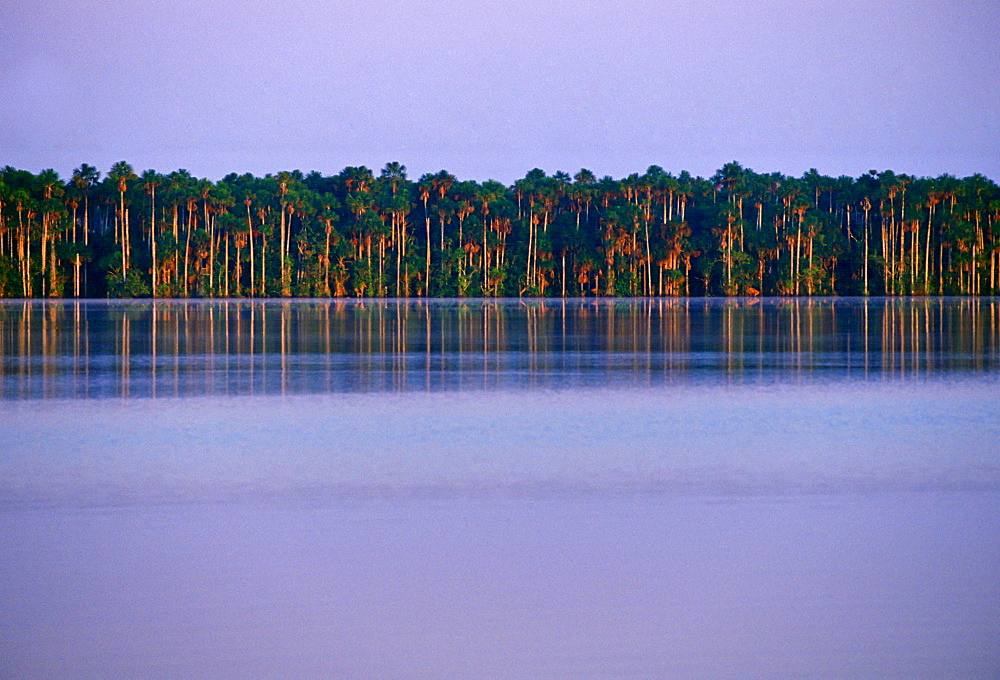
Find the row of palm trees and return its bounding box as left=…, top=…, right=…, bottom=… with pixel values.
left=1, top=161, right=998, bottom=298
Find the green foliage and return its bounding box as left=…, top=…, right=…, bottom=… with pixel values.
left=0, top=255, right=19, bottom=297
left=106, top=268, right=151, bottom=298
left=1, top=162, right=998, bottom=299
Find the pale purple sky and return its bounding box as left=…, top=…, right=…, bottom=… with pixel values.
left=2, top=0, right=998, bottom=183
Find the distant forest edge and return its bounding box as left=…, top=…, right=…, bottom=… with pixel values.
left=1, top=162, right=998, bottom=299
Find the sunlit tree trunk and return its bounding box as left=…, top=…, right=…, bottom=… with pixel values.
left=324, top=220, right=332, bottom=296
left=83, top=194, right=90, bottom=247
left=17, top=205, right=31, bottom=297
left=148, top=183, right=157, bottom=296
left=119, top=196, right=127, bottom=278
left=246, top=201, right=255, bottom=298
left=183, top=206, right=192, bottom=297
left=861, top=198, right=871, bottom=296
left=204, top=194, right=214, bottom=296
left=795, top=207, right=805, bottom=296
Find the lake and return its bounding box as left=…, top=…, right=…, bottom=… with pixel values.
left=2, top=298, right=999, bottom=679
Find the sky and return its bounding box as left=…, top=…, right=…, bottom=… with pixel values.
left=2, top=0, right=998, bottom=184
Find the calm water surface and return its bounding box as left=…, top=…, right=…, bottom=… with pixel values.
left=2, top=298, right=999, bottom=679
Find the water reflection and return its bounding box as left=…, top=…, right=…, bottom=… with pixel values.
left=1, top=298, right=999, bottom=399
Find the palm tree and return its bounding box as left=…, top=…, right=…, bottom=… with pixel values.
left=417, top=175, right=434, bottom=295
left=60, top=187, right=86, bottom=296
left=72, top=164, right=100, bottom=248
left=860, top=196, right=872, bottom=295
left=10, top=187, right=33, bottom=296
left=477, top=180, right=507, bottom=295
left=676, top=171, right=695, bottom=224
left=108, top=161, right=137, bottom=281
left=380, top=162, right=410, bottom=295
left=36, top=169, right=64, bottom=296
left=315, top=200, right=341, bottom=296
left=141, top=170, right=162, bottom=295
left=431, top=170, right=456, bottom=252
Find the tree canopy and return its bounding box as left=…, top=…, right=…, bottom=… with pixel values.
left=1, top=162, right=998, bottom=298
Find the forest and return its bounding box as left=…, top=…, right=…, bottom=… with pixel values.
left=1, top=161, right=998, bottom=299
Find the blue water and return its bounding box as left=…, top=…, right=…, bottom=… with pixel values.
left=2, top=298, right=999, bottom=678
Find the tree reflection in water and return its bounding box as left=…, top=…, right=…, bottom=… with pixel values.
left=1, top=298, right=998, bottom=399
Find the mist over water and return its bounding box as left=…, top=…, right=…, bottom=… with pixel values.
left=2, top=298, right=999, bottom=678
left=2, top=382, right=999, bottom=507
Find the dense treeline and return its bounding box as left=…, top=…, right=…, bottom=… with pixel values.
left=1, top=161, right=998, bottom=299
